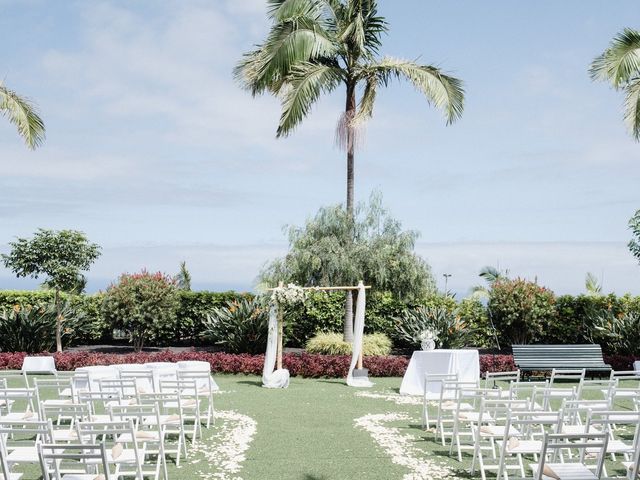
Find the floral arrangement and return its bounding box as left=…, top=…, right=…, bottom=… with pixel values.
left=271, top=283, right=306, bottom=306
left=417, top=329, right=438, bottom=343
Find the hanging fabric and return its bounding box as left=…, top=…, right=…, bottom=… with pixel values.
left=346, top=281, right=373, bottom=387
left=262, top=302, right=290, bottom=388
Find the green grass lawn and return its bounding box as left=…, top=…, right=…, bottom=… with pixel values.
left=8, top=375, right=639, bottom=479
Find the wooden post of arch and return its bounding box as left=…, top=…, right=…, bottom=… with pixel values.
left=276, top=281, right=284, bottom=370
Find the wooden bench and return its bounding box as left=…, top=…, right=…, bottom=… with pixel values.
left=512, top=344, right=611, bottom=375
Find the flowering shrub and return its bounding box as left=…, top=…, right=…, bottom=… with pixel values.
left=305, top=332, right=392, bottom=356
left=102, top=271, right=179, bottom=351
left=0, top=351, right=635, bottom=377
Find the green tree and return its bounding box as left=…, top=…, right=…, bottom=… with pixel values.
left=584, top=272, right=603, bottom=297
left=590, top=28, right=640, bottom=140
left=1, top=229, right=101, bottom=351
left=0, top=82, right=45, bottom=149
left=102, top=271, right=180, bottom=351
left=470, top=265, right=509, bottom=300
left=175, top=261, right=192, bottom=291
left=236, top=0, right=464, bottom=336
left=260, top=192, right=435, bottom=340
left=629, top=209, right=640, bottom=263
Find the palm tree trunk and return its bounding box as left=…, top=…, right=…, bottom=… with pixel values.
left=55, top=288, right=62, bottom=352
left=343, top=81, right=357, bottom=343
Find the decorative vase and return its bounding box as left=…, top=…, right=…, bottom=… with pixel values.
left=421, top=339, right=436, bottom=351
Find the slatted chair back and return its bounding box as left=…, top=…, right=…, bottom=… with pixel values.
left=38, top=442, right=111, bottom=480
left=0, top=419, right=55, bottom=461
left=586, top=410, right=640, bottom=455
left=532, top=432, right=609, bottom=480
left=421, top=373, right=457, bottom=429
left=78, top=390, right=125, bottom=422
left=561, top=398, right=612, bottom=432
left=0, top=370, right=29, bottom=389
left=119, top=370, right=155, bottom=394
left=41, top=403, right=91, bottom=443
left=176, top=369, right=217, bottom=429
left=54, top=370, right=92, bottom=398
left=484, top=370, right=521, bottom=389
left=138, top=392, right=188, bottom=466
left=0, top=386, right=38, bottom=420
left=98, top=378, right=137, bottom=400
left=576, top=378, right=617, bottom=402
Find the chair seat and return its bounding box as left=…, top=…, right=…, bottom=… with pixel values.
left=441, top=401, right=473, bottom=411
left=52, top=429, right=78, bottom=442
left=0, top=412, right=38, bottom=421
left=479, top=425, right=519, bottom=437
left=586, top=439, right=633, bottom=454
left=498, top=439, right=543, bottom=454
left=117, top=431, right=161, bottom=443
left=457, top=411, right=493, bottom=422
left=59, top=475, right=104, bottom=480
left=531, top=462, right=599, bottom=479
left=0, top=473, right=22, bottom=480
left=42, top=399, right=73, bottom=406
left=561, top=425, right=600, bottom=434
left=547, top=389, right=575, bottom=397
left=6, top=446, right=39, bottom=463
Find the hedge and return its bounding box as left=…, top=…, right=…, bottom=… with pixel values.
left=1, top=351, right=637, bottom=377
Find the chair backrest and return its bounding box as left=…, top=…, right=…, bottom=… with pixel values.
left=550, top=368, right=586, bottom=385
left=42, top=402, right=91, bottom=425
left=38, top=442, right=111, bottom=480
left=576, top=378, right=617, bottom=401
left=119, top=370, right=155, bottom=393
left=0, top=419, right=54, bottom=450
left=534, top=432, right=609, bottom=480
left=0, top=370, right=29, bottom=389
left=424, top=373, right=457, bottom=397
left=177, top=369, right=215, bottom=392
left=98, top=378, right=137, bottom=399
left=479, top=398, right=530, bottom=427
left=586, top=410, right=640, bottom=447
left=509, top=379, right=548, bottom=401
left=76, top=419, right=137, bottom=442
left=561, top=398, right=612, bottom=427
left=79, top=390, right=125, bottom=418
left=484, top=370, right=520, bottom=389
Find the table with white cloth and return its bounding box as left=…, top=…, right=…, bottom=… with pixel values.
left=399, top=349, right=480, bottom=396
left=635, top=361, right=640, bottom=374
left=21, top=356, right=56, bottom=374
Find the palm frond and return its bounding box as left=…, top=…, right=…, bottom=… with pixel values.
left=363, top=57, right=464, bottom=124
left=590, top=28, right=640, bottom=88
left=352, top=75, right=377, bottom=124
left=623, top=78, right=640, bottom=140
left=0, top=84, right=45, bottom=150
left=234, top=19, right=337, bottom=96
left=277, top=62, right=343, bottom=137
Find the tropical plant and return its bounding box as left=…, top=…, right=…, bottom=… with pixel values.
left=488, top=278, right=556, bottom=345
left=629, top=209, right=640, bottom=264
left=102, top=271, right=180, bottom=351
left=590, top=310, right=640, bottom=356
left=1, top=229, right=101, bottom=352
left=393, top=305, right=475, bottom=349
left=305, top=332, right=391, bottom=356
left=585, top=272, right=603, bottom=297
left=260, top=192, right=435, bottom=340
left=201, top=298, right=268, bottom=354
left=0, top=301, right=87, bottom=353
left=236, top=0, right=464, bottom=341
left=590, top=28, right=640, bottom=140
left=470, top=265, right=509, bottom=300
left=0, top=82, right=45, bottom=149
left=174, top=261, right=192, bottom=291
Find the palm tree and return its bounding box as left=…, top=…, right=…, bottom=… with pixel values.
left=0, top=82, right=45, bottom=149
left=235, top=0, right=464, bottom=341
left=590, top=28, right=640, bottom=141
left=584, top=272, right=603, bottom=297
left=470, top=265, right=508, bottom=300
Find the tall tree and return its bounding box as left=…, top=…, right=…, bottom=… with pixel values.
left=0, top=82, right=45, bottom=149
left=175, top=261, right=192, bottom=291
left=1, top=229, right=101, bottom=352
left=236, top=0, right=464, bottom=338
left=629, top=209, right=640, bottom=263
left=590, top=28, right=640, bottom=140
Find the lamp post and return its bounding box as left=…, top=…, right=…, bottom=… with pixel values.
left=442, top=273, right=452, bottom=294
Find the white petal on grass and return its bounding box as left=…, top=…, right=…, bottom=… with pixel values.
left=355, top=391, right=423, bottom=406
left=355, top=412, right=459, bottom=480
left=189, top=410, right=257, bottom=480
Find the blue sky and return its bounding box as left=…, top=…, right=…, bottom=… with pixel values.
left=1, top=0, right=639, bottom=295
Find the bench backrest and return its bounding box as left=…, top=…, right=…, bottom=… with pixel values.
left=512, top=344, right=609, bottom=369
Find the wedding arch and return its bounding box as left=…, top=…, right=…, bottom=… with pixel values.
left=262, top=281, right=372, bottom=389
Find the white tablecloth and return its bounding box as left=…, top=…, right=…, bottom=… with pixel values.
left=75, top=365, right=119, bottom=391
left=634, top=361, right=640, bottom=374
left=22, top=356, right=56, bottom=373
left=399, top=349, right=480, bottom=396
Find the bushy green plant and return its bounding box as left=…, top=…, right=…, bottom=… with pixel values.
left=458, top=297, right=495, bottom=348
left=0, top=301, right=87, bottom=352
left=305, top=332, right=392, bottom=356
left=489, top=279, right=556, bottom=345
left=201, top=298, right=268, bottom=354
left=394, top=305, right=476, bottom=349
left=589, top=310, right=640, bottom=355
left=102, top=271, right=179, bottom=351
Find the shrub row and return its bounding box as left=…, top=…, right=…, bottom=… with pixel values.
left=1, top=351, right=636, bottom=377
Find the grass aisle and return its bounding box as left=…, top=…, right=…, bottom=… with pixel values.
left=210, top=375, right=468, bottom=480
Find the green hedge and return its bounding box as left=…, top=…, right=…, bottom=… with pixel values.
left=1, top=289, right=639, bottom=354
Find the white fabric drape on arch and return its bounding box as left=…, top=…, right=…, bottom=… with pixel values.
left=347, top=282, right=373, bottom=387
left=262, top=302, right=290, bottom=388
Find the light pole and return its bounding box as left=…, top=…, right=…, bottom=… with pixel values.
left=442, top=273, right=451, bottom=294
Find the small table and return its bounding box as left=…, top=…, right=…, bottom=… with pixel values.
left=399, top=349, right=480, bottom=396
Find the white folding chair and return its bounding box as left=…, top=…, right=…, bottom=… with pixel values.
left=435, top=380, right=478, bottom=446
left=496, top=409, right=564, bottom=480
left=138, top=392, right=187, bottom=466
left=421, top=373, right=457, bottom=430
left=0, top=434, right=21, bottom=480
left=119, top=370, right=155, bottom=394
left=561, top=398, right=612, bottom=434
left=75, top=420, right=144, bottom=480
left=470, top=397, right=530, bottom=480
left=78, top=391, right=124, bottom=423
left=530, top=432, right=609, bottom=480
left=98, top=379, right=137, bottom=404
left=0, top=371, right=30, bottom=390
left=177, top=369, right=217, bottom=429
left=160, top=379, right=201, bottom=442
left=33, top=378, right=77, bottom=418
left=0, top=387, right=38, bottom=421
left=109, top=404, right=166, bottom=480
left=576, top=378, right=617, bottom=406
left=623, top=433, right=640, bottom=479
left=586, top=410, right=640, bottom=469
left=38, top=442, right=111, bottom=480
left=41, top=403, right=91, bottom=443
left=0, top=420, right=54, bottom=469
left=484, top=370, right=521, bottom=390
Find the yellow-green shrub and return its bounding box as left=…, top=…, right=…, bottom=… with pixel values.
left=305, top=332, right=392, bottom=356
